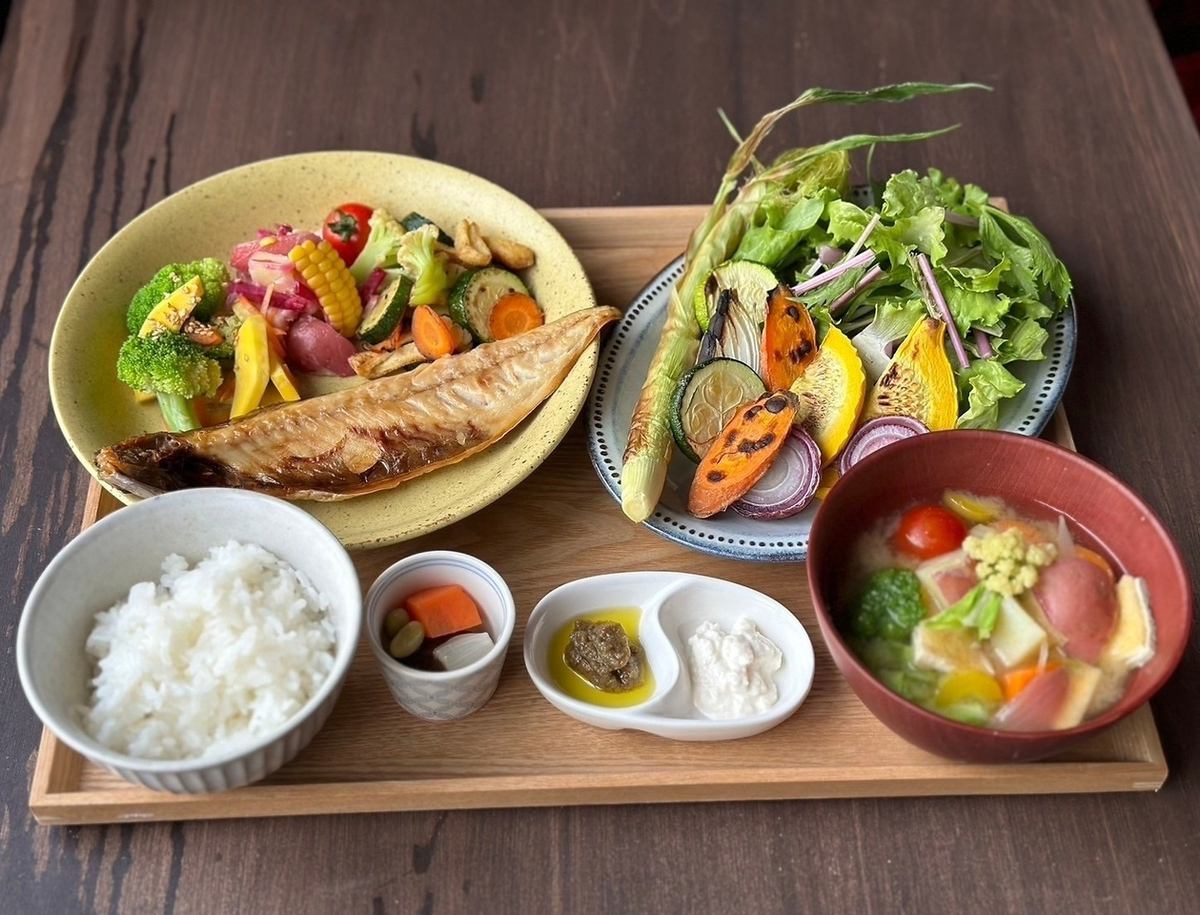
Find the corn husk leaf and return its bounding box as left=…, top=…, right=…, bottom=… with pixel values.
left=620, top=81, right=990, bottom=522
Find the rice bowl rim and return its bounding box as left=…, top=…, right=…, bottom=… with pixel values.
left=17, top=488, right=363, bottom=773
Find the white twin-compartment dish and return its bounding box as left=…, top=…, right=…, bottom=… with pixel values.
left=523, top=571, right=815, bottom=741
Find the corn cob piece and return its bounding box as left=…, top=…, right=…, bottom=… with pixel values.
left=288, top=238, right=362, bottom=336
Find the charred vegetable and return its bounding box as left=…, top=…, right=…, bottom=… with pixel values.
left=732, top=427, right=822, bottom=519
left=698, top=287, right=762, bottom=374
left=862, top=317, right=957, bottom=430
left=688, top=390, right=799, bottom=519
left=670, top=358, right=766, bottom=462
left=761, top=285, right=818, bottom=390
left=693, top=260, right=777, bottom=331
left=789, top=325, right=866, bottom=464
left=620, top=81, right=981, bottom=523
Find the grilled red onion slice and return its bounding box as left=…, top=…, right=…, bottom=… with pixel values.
left=837, top=416, right=929, bottom=476
left=733, top=428, right=822, bottom=519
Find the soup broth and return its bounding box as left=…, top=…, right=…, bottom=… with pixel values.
left=840, top=490, right=1156, bottom=731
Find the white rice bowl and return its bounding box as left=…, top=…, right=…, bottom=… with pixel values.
left=81, top=540, right=337, bottom=761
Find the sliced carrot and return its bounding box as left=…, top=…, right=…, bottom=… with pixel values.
left=449, top=321, right=474, bottom=353
left=489, top=292, right=544, bottom=340
left=215, top=374, right=237, bottom=404
left=1075, top=545, right=1115, bottom=581
left=192, top=397, right=214, bottom=427
left=412, top=305, right=456, bottom=359
left=761, top=284, right=817, bottom=390
left=1001, top=661, right=1059, bottom=701
left=403, top=585, right=483, bottom=639
left=995, top=518, right=1051, bottom=544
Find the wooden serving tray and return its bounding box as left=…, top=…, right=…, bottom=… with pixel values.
left=29, top=206, right=1167, bottom=825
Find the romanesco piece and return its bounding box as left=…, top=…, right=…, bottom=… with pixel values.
left=348, top=208, right=407, bottom=285
left=963, top=528, right=1057, bottom=597
left=395, top=224, right=451, bottom=307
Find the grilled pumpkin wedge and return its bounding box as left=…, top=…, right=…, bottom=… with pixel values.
left=789, top=325, right=866, bottom=465
left=862, top=317, right=957, bottom=431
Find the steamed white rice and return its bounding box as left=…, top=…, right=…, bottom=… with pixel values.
left=81, top=541, right=336, bottom=761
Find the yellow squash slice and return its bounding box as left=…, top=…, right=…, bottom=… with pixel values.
left=269, top=353, right=301, bottom=402
left=789, top=325, right=867, bottom=465
left=138, top=276, right=204, bottom=337
left=231, top=313, right=271, bottom=419
left=862, top=317, right=957, bottom=430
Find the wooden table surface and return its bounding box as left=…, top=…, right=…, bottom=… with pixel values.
left=3, top=0, right=1198, bottom=911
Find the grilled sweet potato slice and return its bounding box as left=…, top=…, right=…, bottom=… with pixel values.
left=688, top=390, right=798, bottom=518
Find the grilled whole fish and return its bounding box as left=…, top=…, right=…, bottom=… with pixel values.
left=97, top=306, right=619, bottom=500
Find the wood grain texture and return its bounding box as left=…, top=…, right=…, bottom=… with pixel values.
left=3, top=0, right=1199, bottom=912
left=28, top=243, right=1165, bottom=823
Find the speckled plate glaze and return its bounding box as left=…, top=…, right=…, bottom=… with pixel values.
left=49, top=152, right=596, bottom=549
left=588, top=256, right=1077, bottom=563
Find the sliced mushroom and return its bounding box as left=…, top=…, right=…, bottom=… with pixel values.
left=485, top=235, right=536, bottom=270
left=453, top=219, right=492, bottom=267
left=348, top=342, right=429, bottom=379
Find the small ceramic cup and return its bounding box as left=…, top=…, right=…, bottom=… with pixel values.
left=366, top=551, right=515, bottom=720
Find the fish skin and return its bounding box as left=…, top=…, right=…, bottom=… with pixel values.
left=97, top=306, right=619, bottom=500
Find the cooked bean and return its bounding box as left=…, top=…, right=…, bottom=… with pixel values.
left=389, top=620, right=426, bottom=660
left=383, top=606, right=410, bottom=639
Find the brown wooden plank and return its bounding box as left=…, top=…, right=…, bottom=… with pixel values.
left=6, top=0, right=1200, bottom=912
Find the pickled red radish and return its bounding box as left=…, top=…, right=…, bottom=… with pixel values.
left=937, top=571, right=976, bottom=606
left=1033, top=556, right=1118, bottom=664
left=915, top=551, right=977, bottom=610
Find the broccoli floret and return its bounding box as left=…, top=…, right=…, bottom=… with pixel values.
left=848, top=569, right=927, bottom=641
left=850, top=637, right=939, bottom=704
left=116, top=333, right=222, bottom=399
left=348, top=208, right=407, bottom=285
left=126, top=259, right=229, bottom=333
left=154, top=393, right=201, bottom=433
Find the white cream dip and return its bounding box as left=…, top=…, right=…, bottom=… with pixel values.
left=686, top=617, right=782, bottom=719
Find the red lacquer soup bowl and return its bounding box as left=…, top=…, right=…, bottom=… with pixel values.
left=807, top=430, right=1192, bottom=763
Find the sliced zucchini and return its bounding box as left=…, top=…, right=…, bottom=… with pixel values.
left=692, top=260, right=778, bottom=331
left=400, top=211, right=453, bottom=246
left=670, top=358, right=766, bottom=462
left=358, top=274, right=413, bottom=344
left=448, top=266, right=529, bottom=342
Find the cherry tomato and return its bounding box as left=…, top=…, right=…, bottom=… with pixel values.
left=322, top=203, right=373, bottom=265
left=893, top=504, right=967, bottom=559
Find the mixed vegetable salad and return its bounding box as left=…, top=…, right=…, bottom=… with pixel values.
left=116, top=204, right=543, bottom=431
left=621, top=82, right=1074, bottom=524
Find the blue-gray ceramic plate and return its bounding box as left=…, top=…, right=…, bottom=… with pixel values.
left=587, top=256, right=1077, bottom=563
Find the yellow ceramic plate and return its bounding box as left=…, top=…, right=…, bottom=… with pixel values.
left=48, top=152, right=597, bottom=549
